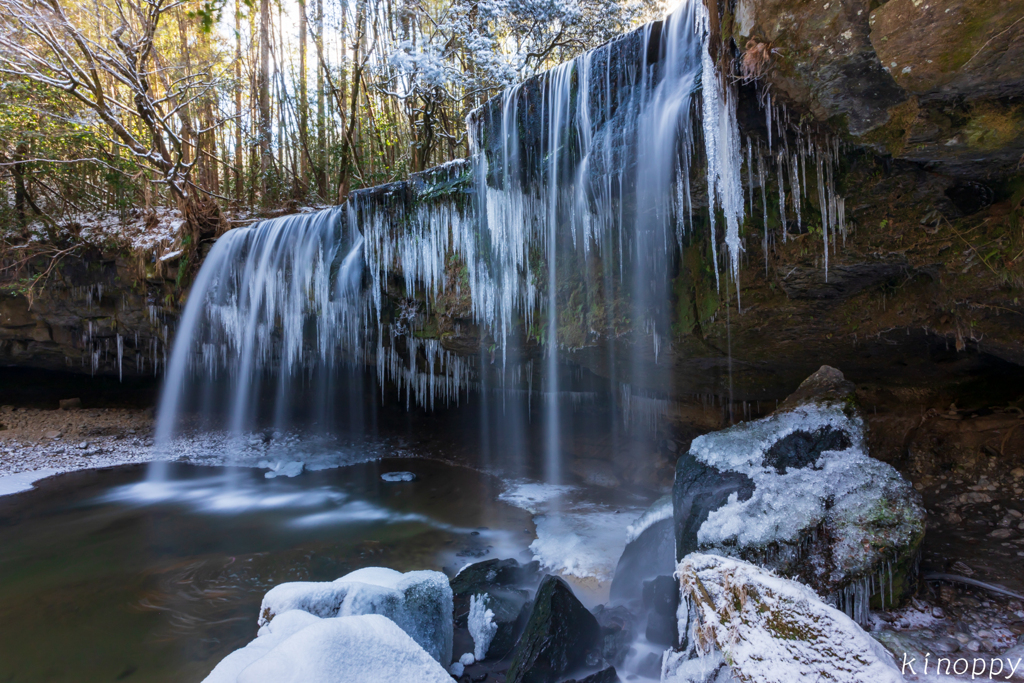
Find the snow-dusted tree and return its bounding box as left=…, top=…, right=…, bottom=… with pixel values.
left=383, top=0, right=660, bottom=170
left=0, top=0, right=228, bottom=239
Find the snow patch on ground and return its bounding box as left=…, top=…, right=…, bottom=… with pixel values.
left=0, top=426, right=397, bottom=498
left=0, top=468, right=60, bottom=497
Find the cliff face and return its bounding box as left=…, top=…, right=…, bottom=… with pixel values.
left=731, top=0, right=1024, bottom=178
left=0, top=247, right=177, bottom=379
left=2, top=0, right=1022, bottom=401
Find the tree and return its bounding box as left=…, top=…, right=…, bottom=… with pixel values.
left=0, top=0, right=227, bottom=240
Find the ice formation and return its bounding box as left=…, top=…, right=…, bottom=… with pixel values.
left=380, top=471, right=416, bottom=482
left=468, top=594, right=498, bottom=660
left=625, top=494, right=673, bottom=544
left=204, top=612, right=452, bottom=683
left=259, top=567, right=453, bottom=664
left=673, top=554, right=903, bottom=683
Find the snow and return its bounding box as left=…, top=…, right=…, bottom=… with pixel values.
left=0, top=468, right=59, bottom=497
left=450, top=662, right=465, bottom=677
left=676, top=554, right=903, bottom=683
left=468, top=594, right=497, bottom=660
left=259, top=567, right=453, bottom=664
left=381, top=471, right=416, bottom=482
left=203, top=609, right=323, bottom=683
left=459, top=652, right=476, bottom=666
left=689, top=403, right=913, bottom=554
left=207, top=613, right=452, bottom=683
left=625, top=495, right=673, bottom=544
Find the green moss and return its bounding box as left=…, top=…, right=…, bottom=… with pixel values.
left=859, top=98, right=920, bottom=156
left=963, top=102, right=1024, bottom=152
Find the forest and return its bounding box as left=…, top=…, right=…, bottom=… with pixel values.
left=0, top=0, right=659, bottom=239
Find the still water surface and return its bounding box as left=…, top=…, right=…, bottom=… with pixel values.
left=0, top=459, right=532, bottom=683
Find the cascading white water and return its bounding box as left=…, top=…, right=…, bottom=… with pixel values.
left=155, top=0, right=836, bottom=494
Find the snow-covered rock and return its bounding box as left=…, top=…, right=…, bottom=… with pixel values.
left=667, top=554, right=903, bottom=683
left=205, top=613, right=452, bottom=683
left=258, top=567, right=453, bottom=664
left=204, top=610, right=323, bottom=683
left=673, top=366, right=924, bottom=621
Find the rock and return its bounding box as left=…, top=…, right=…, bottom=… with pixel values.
left=203, top=613, right=452, bottom=683
left=43, top=430, right=61, bottom=439
left=506, top=575, right=602, bottom=683
left=609, top=496, right=675, bottom=601
left=451, top=559, right=536, bottom=659
left=1012, top=469, right=1024, bottom=480
left=590, top=605, right=635, bottom=667
left=729, top=0, right=908, bottom=136
left=779, top=262, right=908, bottom=301
left=59, top=398, right=81, bottom=410
left=673, top=366, right=925, bottom=621
left=673, top=454, right=755, bottom=559
left=673, top=554, right=903, bottom=683
left=562, top=667, right=618, bottom=683
left=990, top=528, right=1015, bottom=539
left=258, top=567, right=453, bottom=665
left=634, top=653, right=663, bottom=679
left=642, top=575, right=680, bottom=647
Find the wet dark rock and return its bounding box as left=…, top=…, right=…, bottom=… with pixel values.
left=762, top=426, right=851, bottom=474
left=451, top=558, right=537, bottom=659
left=59, top=398, right=81, bottom=410
left=635, top=652, right=662, bottom=679
left=673, top=452, right=756, bottom=559
left=778, top=262, right=909, bottom=301
left=591, top=605, right=635, bottom=667
left=562, top=666, right=619, bottom=683
left=506, top=575, right=602, bottom=683
left=945, top=181, right=995, bottom=216
left=642, top=576, right=680, bottom=647
left=609, top=497, right=675, bottom=601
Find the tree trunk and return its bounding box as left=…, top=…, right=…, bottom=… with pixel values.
left=258, top=0, right=273, bottom=205
left=234, top=0, right=243, bottom=204
left=315, top=0, right=327, bottom=199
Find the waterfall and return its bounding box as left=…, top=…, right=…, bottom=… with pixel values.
left=155, top=0, right=764, bottom=487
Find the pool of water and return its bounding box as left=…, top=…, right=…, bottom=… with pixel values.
left=0, top=459, right=534, bottom=683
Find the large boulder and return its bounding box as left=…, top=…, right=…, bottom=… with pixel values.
left=450, top=558, right=536, bottom=659
left=609, top=496, right=676, bottom=601
left=258, top=567, right=452, bottom=664
left=506, top=575, right=602, bottom=683
left=673, top=366, right=925, bottom=621
left=204, top=612, right=452, bottom=683
left=664, top=554, right=903, bottom=683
